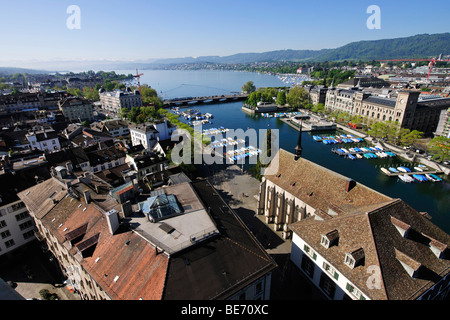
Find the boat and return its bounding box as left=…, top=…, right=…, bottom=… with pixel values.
left=397, top=167, right=411, bottom=173
left=348, top=154, right=356, bottom=160
left=429, top=174, right=443, bottom=182
left=412, top=174, right=427, bottom=182
left=400, top=174, right=415, bottom=183
left=425, top=174, right=437, bottom=182
left=381, top=168, right=391, bottom=175
left=356, top=154, right=363, bottom=159
left=389, top=168, right=399, bottom=173
left=414, top=167, right=423, bottom=172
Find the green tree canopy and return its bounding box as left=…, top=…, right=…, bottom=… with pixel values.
left=428, top=136, right=450, bottom=161
left=286, top=86, right=309, bottom=110
left=242, top=81, right=256, bottom=93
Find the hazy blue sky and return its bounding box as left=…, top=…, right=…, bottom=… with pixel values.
left=0, top=0, right=449, bottom=65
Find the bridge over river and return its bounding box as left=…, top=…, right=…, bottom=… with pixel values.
left=163, top=93, right=248, bottom=106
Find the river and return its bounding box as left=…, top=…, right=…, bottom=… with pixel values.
left=115, top=69, right=450, bottom=233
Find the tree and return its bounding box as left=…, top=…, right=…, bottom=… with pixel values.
left=277, top=91, right=286, bottom=106
left=286, top=87, right=309, bottom=110
left=242, top=81, right=256, bottom=94
left=428, top=136, right=450, bottom=161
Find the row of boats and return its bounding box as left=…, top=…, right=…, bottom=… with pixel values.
left=202, top=127, right=231, bottom=136
left=333, top=146, right=397, bottom=160
left=314, top=134, right=365, bottom=144
left=380, top=165, right=443, bottom=183
left=209, top=137, right=246, bottom=148
left=261, top=112, right=303, bottom=118
left=226, top=146, right=263, bottom=162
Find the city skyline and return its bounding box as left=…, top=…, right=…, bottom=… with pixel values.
left=0, top=0, right=449, bottom=69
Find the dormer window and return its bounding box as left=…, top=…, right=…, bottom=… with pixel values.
left=345, top=248, right=365, bottom=269
left=321, top=230, right=339, bottom=249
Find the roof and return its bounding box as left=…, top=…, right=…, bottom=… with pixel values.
left=363, top=96, right=397, bottom=108
left=162, top=180, right=277, bottom=300
left=264, top=149, right=392, bottom=214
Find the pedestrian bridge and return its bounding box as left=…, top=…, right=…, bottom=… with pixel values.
left=163, top=94, right=248, bottom=106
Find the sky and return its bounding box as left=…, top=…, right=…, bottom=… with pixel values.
left=0, top=0, right=449, bottom=68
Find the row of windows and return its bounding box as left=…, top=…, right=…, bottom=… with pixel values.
left=0, top=202, right=26, bottom=216
left=0, top=230, right=34, bottom=250
left=301, top=245, right=367, bottom=300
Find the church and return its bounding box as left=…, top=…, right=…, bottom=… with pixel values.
left=256, top=126, right=450, bottom=300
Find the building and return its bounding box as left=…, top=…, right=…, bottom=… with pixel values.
left=90, top=119, right=130, bottom=138
left=18, top=167, right=276, bottom=300
left=325, top=87, right=450, bottom=135
left=435, top=108, right=450, bottom=138
left=257, top=133, right=450, bottom=300
left=99, top=88, right=142, bottom=115
left=129, top=120, right=176, bottom=150
left=125, top=149, right=169, bottom=184
left=58, top=97, right=94, bottom=122
left=337, top=76, right=390, bottom=89
left=0, top=156, right=51, bottom=256
left=83, top=141, right=126, bottom=173
left=26, top=129, right=61, bottom=153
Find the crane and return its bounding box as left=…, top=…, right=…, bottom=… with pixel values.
left=134, top=69, right=144, bottom=93
left=378, top=54, right=450, bottom=80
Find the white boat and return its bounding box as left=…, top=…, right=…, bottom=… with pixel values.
left=414, top=167, right=423, bottom=172
left=356, top=154, right=363, bottom=159
left=401, top=174, right=415, bottom=183
left=381, top=168, right=390, bottom=175
left=425, top=174, right=437, bottom=182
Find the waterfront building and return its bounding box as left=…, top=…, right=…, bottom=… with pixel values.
left=257, top=132, right=450, bottom=300
left=58, top=97, right=94, bottom=122
left=99, top=88, right=142, bottom=115
left=18, top=167, right=276, bottom=300
left=325, top=87, right=450, bottom=135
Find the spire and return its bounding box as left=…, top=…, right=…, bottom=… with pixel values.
left=294, top=120, right=303, bottom=161
left=329, top=80, right=335, bottom=89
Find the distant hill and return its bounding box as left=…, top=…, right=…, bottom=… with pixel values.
left=0, top=66, right=52, bottom=75
left=150, top=33, right=450, bottom=65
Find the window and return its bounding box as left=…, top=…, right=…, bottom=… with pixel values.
left=345, top=254, right=355, bottom=268
left=304, top=244, right=317, bottom=260
left=23, top=230, right=34, bottom=240
left=5, top=239, right=15, bottom=248
left=1, top=230, right=11, bottom=239
left=15, top=212, right=29, bottom=221
left=346, top=283, right=366, bottom=300
left=319, top=273, right=336, bottom=298
left=320, top=236, right=329, bottom=248
left=19, top=221, right=33, bottom=230
left=323, top=262, right=339, bottom=280
left=301, top=255, right=315, bottom=278
left=0, top=220, right=6, bottom=229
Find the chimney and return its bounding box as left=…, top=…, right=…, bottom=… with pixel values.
left=83, top=190, right=91, bottom=204
left=120, top=201, right=132, bottom=218
left=345, top=179, right=356, bottom=193
left=84, top=172, right=90, bottom=184
left=66, top=162, right=73, bottom=173
left=105, top=209, right=120, bottom=235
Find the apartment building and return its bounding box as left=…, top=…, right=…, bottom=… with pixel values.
left=257, top=148, right=450, bottom=300
left=58, top=97, right=94, bottom=122
left=99, top=88, right=142, bottom=115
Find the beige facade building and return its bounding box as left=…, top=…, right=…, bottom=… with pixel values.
left=325, top=87, right=450, bottom=135
left=58, top=97, right=94, bottom=122
left=99, top=88, right=142, bottom=115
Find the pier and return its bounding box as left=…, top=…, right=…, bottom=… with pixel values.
left=163, top=94, right=248, bottom=106
left=381, top=169, right=444, bottom=177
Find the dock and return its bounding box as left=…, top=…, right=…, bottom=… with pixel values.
left=381, top=169, right=444, bottom=177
